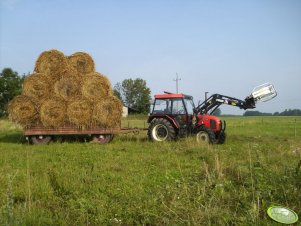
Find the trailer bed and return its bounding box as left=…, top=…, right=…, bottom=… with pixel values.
left=24, top=126, right=120, bottom=136
left=24, top=125, right=146, bottom=144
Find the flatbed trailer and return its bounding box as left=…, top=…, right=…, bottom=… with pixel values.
left=25, top=125, right=146, bottom=144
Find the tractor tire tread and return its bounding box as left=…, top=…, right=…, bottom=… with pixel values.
left=148, top=118, right=176, bottom=141
left=217, top=131, right=226, bottom=144
left=196, top=126, right=216, bottom=144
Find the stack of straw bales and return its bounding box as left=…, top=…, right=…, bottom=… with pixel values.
left=8, top=49, right=122, bottom=129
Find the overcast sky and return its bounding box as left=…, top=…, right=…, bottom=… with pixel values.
left=1, top=0, right=300, bottom=114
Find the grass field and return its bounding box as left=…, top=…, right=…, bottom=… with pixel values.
left=0, top=116, right=301, bottom=225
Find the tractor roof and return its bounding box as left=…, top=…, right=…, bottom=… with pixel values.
left=154, top=93, right=193, bottom=99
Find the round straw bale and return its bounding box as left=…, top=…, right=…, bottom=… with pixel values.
left=40, top=98, right=67, bottom=128
left=60, top=65, right=78, bottom=78
left=82, top=72, right=112, bottom=100
left=8, top=95, right=38, bottom=126
left=67, top=98, right=93, bottom=127
left=92, top=96, right=122, bottom=128
left=22, top=73, right=52, bottom=102
left=54, top=76, right=81, bottom=100
left=34, top=49, right=68, bottom=80
left=68, top=52, right=95, bottom=75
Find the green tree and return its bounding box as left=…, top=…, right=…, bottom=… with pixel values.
left=278, top=109, right=301, bottom=116
left=114, top=78, right=151, bottom=114
left=0, top=68, right=24, bottom=117
left=113, top=83, right=122, bottom=101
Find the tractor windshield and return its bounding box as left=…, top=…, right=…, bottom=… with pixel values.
left=152, top=97, right=195, bottom=115
left=172, top=99, right=186, bottom=114
left=152, top=98, right=187, bottom=115
left=184, top=98, right=195, bottom=115
left=152, top=99, right=172, bottom=114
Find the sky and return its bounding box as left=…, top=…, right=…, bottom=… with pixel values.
left=0, top=0, right=300, bottom=114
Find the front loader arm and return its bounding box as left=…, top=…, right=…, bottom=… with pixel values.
left=194, top=94, right=256, bottom=115
left=194, top=83, right=277, bottom=115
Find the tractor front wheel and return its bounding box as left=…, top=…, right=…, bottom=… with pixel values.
left=216, top=131, right=226, bottom=144
left=196, top=127, right=216, bottom=144
left=148, top=118, right=176, bottom=141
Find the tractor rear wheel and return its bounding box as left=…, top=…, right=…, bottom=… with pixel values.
left=148, top=118, right=176, bottom=141
left=196, top=127, right=216, bottom=144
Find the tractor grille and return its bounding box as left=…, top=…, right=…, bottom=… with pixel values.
left=210, top=119, right=216, bottom=129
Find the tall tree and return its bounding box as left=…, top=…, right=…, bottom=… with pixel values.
left=0, top=68, right=24, bottom=117
left=114, top=78, right=151, bottom=114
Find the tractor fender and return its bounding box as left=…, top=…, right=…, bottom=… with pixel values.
left=165, top=115, right=179, bottom=128
left=148, top=115, right=179, bottom=129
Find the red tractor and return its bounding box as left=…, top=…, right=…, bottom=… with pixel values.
left=147, top=83, right=277, bottom=144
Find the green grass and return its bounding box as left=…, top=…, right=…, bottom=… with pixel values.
left=0, top=116, right=301, bottom=225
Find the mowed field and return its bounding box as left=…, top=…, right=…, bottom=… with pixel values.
left=0, top=116, right=300, bottom=225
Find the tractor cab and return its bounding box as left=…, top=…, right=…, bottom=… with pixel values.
left=148, top=92, right=195, bottom=141
left=150, top=93, right=194, bottom=116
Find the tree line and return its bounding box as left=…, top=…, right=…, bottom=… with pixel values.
left=243, top=109, right=301, bottom=116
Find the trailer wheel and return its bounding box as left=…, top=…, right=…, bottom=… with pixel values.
left=30, top=135, right=52, bottom=145
left=196, top=127, right=216, bottom=144
left=92, top=134, right=113, bottom=144
left=148, top=118, right=176, bottom=141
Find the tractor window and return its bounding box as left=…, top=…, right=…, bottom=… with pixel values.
left=153, top=99, right=171, bottom=114
left=172, top=99, right=186, bottom=114
left=184, top=98, right=195, bottom=115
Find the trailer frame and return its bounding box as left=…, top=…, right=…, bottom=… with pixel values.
left=24, top=125, right=146, bottom=144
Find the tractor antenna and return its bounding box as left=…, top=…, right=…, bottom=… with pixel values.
left=173, top=73, right=181, bottom=93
